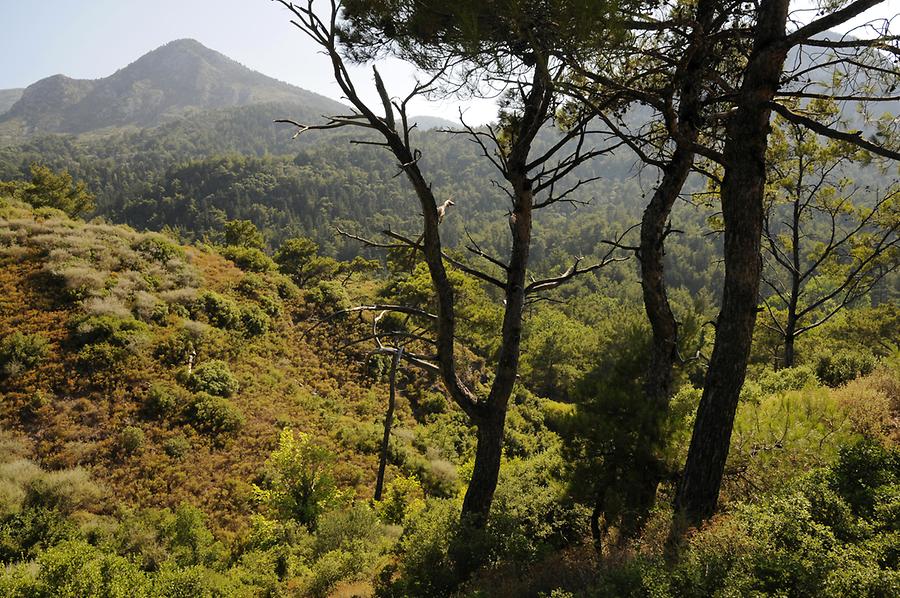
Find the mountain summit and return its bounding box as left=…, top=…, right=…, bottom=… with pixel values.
left=0, top=39, right=344, bottom=137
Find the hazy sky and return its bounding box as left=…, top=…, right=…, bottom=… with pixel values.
left=1, top=0, right=897, bottom=125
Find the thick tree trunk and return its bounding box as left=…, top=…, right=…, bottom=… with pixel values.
left=374, top=348, right=402, bottom=501
left=462, top=414, right=508, bottom=526
left=783, top=326, right=796, bottom=368
left=461, top=172, right=533, bottom=526
left=625, top=1, right=715, bottom=535
left=630, top=149, right=693, bottom=527
left=673, top=0, right=791, bottom=528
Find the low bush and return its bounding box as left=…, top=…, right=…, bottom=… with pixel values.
left=143, top=384, right=186, bottom=420
left=187, top=360, right=239, bottom=397
left=0, top=332, right=49, bottom=378
left=119, top=427, right=146, bottom=456
left=195, top=291, right=242, bottom=330
left=240, top=305, right=270, bottom=337
left=133, top=234, right=184, bottom=263
left=187, top=393, right=244, bottom=438
left=220, top=245, right=276, bottom=273
left=816, top=349, right=877, bottom=387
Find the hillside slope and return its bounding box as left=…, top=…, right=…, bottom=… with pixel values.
left=0, top=198, right=449, bottom=531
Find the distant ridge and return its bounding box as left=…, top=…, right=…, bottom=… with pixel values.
left=0, top=89, right=24, bottom=116
left=0, top=39, right=346, bottom=137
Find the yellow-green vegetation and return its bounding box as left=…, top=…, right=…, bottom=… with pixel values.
left=0, top=190, right=898, bottom=596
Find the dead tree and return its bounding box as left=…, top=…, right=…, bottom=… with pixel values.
left=273, top=0, right=625, bottom=527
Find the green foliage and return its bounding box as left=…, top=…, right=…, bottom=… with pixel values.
left=71, top=314, right=148, bottom=348
left=143, top=384, right=187, bottom=420
left=274, top=237, right=341, bottom=287
left=815, top=348, right=877, bottom=387
left=223, top=219, right=265, bottom=249
left=375, top=475, right=425, bottom=524
left=187, top=360, right=239, bottom=397
left=306, top=280, right=351, bottom=313
left=0, top=332, right=49, bottom=378
left=239, top=304, right=270, bottom=337
left=219, top=245, right=276, bottom=272
left=133, top=234, right=185, bottom=263
left=194, top=291, right=242, bottom=330
left=119, top=427, right=146, bottom=456
left=565, top=317, right=663, bottom=539
left=17, top=164, right=95, bottom=217
left=186, top=393, right=244, bottom=438
left=23, top=468, right=102, bottom=515
left=254, top=429, right=345, bottom=529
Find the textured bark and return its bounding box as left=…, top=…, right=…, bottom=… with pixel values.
left=627, top=1, right=715, bottom=534
left=674, top=0, right=791, bottom=527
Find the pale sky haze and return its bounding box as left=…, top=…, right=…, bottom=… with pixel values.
left=1, top=0, right=897, bottom=125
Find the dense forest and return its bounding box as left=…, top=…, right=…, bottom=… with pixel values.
left=0, top=0, right=898, bottom=597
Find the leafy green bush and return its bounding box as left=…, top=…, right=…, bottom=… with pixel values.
left=240, top=304, right=271, bottom=337
left=375, top=475, right=425, bottom=525
left=254, top=429, right=345, bottom=529
left=195, top=291, right=242, bottom=330
left=119, top=427, right=146, bottom=456
left=71, top=314, right=148, bottom=348
left=187, top=360, right=239, bottom=397
left=220, top=245, right=276, bottom=272
left=187, top=393, right=244, bottom=438
left=163, top=435, right=192, bottom=460
left=305, top=281, right=351, bottom=313
left=143, top=384, right=186, bottom=420
left=223, top=219, right=265, bottom=249
left=133, top=234, right=184, bottom=263
left=23, top=468, right=102, bottom=514
left=815, top=349, right=877, bottom=387
left=0, top=332, right=49, bottom=378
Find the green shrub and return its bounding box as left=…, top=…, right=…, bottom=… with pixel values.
left=187, top=393, right=244, bottom=438
left=375, top=475, right=425, bottom=525
left=71, top=314, right=148, bottom=348
left=143, top=384, right=186, bottom=420
left=0, top=332, right=49, bottom=378
left=223, top=220, right=265, bottom=249
left=240, top=305, right=270, bottom=337
left=254, top=429, right=344, bottom=529
left=23, top=468, right=102, bottom=514
left=154, top=321, right=213, bottom=367
left=119, top=427, right=146, bottom=456
left=314, top=503, right=382, bottom=556
left=376, top=498, right=461, bottom=597
left=163, top=435, right=191, bottom=460
left=757, top=365, right=819, bottom=394
left=0, top=508, right=79, bottom=564
left=133, top=235, right=184, bottom=263
left=187, top=360, right=239, bottom=397
left=195, top=291, right=242, bottom=330
left=76, top=343, right=131, bottom=370
left=816, top=349, right=877, bottom=387
left=220, top=246, right=276, bottom=272
left=305, top=281, right=351, bottom=313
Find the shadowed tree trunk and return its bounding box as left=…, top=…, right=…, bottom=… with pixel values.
left=673, top=0, right=791, bottom=528
left=673, top=0, right=893, bottom=530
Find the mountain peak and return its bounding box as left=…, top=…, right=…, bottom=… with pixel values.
left=1, top=39, right=344, bottom=138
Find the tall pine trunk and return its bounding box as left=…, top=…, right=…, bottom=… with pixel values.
left=673, top=0, right=791, bottom=528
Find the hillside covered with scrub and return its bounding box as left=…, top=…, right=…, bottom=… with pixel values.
left=1, top=0, right=900, bottom=595
left=0, top=174, right=898, bottom=596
